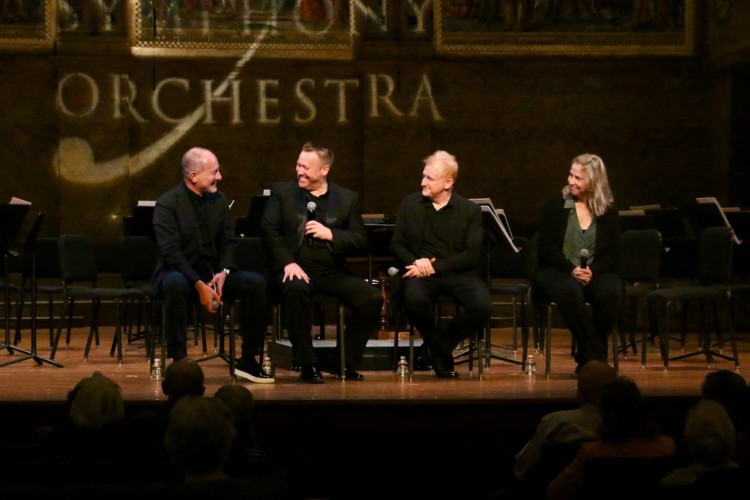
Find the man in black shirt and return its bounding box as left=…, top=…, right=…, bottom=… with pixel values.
left=261, top=142, right=382, bottom=383
left=390, top=150, right=491, bottom=378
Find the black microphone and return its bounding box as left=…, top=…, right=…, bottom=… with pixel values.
left=306, top=201, right=316, bottom=247
left=579, top=248, right=589, bottom=269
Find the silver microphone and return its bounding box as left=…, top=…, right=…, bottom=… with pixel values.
left=306, top=201, right=316, bottom=246
left=579, top=248, right=589, bottom=269
left=388, top=266, right=400, bottom=277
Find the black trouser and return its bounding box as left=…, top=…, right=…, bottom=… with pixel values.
left=401, top=272, right=492, bottom=357
left=160, top=270, right=267, bottom=361
left=276, top=269, right=382, bottom=368
left=533, top=267, right=622, bottom=365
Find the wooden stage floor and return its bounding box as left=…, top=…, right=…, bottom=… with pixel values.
left=1, top=326, right=748, bottom=499
left=1, top=326, right=746, bottom=403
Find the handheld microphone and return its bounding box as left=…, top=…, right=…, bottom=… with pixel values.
left=579, top=248, right=589, bottom=269
left=306, top=201, right=317, bottom=247
left=387, top=266, right=401, bottom=277
left=211, top=283, right=220, bottom=311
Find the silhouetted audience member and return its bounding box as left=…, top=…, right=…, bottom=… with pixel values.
left=700, top=369, right=748, bottom=464
left=547, top=376, right=677, bottom=500
left=214, top=384, right=271, bottom=477
left=660, top=398, right=738, bottom=487
left=124, top=358, right=206, bottom=481
left=162, top=395, right=296, bottom=499
left=165, top=395, right=236, bottom=481
left=38, top=371, right=128, bottom=484
left=514, top=360, right=617, bottom=485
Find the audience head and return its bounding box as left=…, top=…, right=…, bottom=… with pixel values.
left=214, top=384, right=256, bottom=442
left=576, top=360, right=617, bottom=406
left=684, top=398, right=736, bottom=467
left=68, top=371, right=124, bottom=429
left=164, top=395, right=236, bottom=480
left=600, top=376, right=658, bottom=443
left=701, top=369, right=748, bottom=433
left=162, top=358, right=206, bottom=402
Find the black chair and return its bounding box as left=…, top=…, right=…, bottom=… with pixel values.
left=579, top=455, right=677, bottom=499
left=615, top=228, right=663, bottom=365
left=119, top=236, right=158, bottom=357
left=484, top=235, right=532, bottom=371
left=646, top=225, right=739, bottom=370
left=51, top=234, right=146, bottom=364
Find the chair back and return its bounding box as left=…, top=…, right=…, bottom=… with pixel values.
left=25, top=237, right=61, bottom=280
left=234, top=237, right=271, bottom=277
left=58, top=234, right=99, bottom=286
left=535, top=442, right=582, bottom=485
left=619, top=229, right=662, bottom=284
left=697, top=226, right=734, bottom=287
left=489, top=235, right=532, bottom=279
left=580, top=455, right=677, bottom=499
left=120, top=236, right=157, bottom=286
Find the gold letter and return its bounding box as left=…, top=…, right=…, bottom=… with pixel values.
left=368, top=74, right=404, bottom=118
left=408, top=73, right=443, bottom=121
left=324, top=78, right=359, bottom=124
left=258, top=79, right=281, bottom=124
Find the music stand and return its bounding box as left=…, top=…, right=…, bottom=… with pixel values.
left=471, top=199, right=525, bottom=367
left=1, top=211, right=63, bottom=367
left=130, top=204, right=157, bottom=241
left=244, top=195, right=269, bottom=237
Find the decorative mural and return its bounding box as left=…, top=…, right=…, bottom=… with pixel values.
left=436, top=0, right=695, bottom=56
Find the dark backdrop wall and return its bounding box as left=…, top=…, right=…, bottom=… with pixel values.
left=1, top=1, right=749, bottom=271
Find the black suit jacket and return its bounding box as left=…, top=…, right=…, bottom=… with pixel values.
left=151, top=182, right=236, bottom=288
left=260, top=180, right=368, bottom=274
left=389, top=191, right=484, bottom=276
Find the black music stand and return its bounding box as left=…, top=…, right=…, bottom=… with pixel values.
left=474, top=201, right=525, bottom=367
left=1, top=210, right=63, bottom=367
left=130, top=205, right=157, bottom=241
left=1, top=203, right=29, bottom=353
left=245, top=195, right=269, bottom=237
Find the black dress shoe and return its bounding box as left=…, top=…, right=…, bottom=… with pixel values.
left=433, top=366, right=459, bottom=379
left=300, top=365, right=325, bottom=384
left=339, top=367, right=364, bottom=381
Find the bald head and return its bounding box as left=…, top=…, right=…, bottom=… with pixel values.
left=181, top=147, right=216, bottom=179
left=162, top=358, right=205, bottom=401
left=577, top=360, right=617, bottom=405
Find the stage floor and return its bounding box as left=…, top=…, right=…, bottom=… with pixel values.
left=1, top=325, right=746, bottom=404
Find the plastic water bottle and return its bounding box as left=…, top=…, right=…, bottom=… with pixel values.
left=525, top=355, right=536, bottom=375
left=397, top=356, right=408, bottom=378
left=151, top=358, right=162, bottom=380
left=262, top=356, right=272, bottom=376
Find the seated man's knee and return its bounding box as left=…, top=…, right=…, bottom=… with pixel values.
left=162, top=272, right=190, bottom=297
left=281, top=278, right=310, bottom=299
